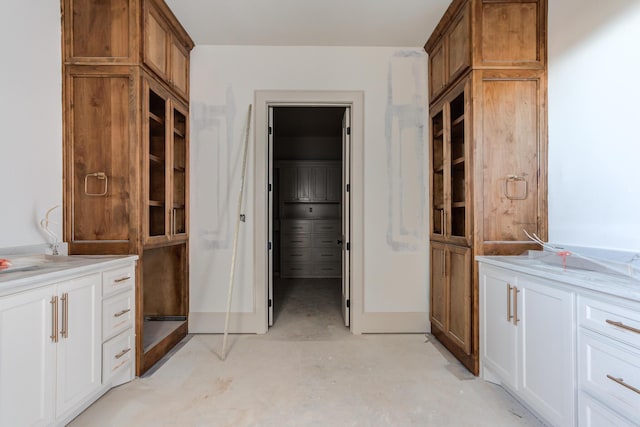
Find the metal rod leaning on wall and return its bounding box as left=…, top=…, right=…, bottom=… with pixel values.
left=221, top=104, right=253, bottom=361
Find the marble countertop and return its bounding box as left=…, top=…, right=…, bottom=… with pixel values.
left=0, top=254, right=138, bottom=297
left=476, top=255, right=640, bottom=303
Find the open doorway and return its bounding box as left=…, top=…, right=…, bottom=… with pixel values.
left=268, top=106, right=351, bottom=329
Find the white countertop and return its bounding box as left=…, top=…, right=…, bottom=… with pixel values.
left=476, top=255, right=640, bottom=303
left=0, top=254, right=138, bottom=297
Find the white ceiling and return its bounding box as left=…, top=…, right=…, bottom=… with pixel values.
left=164, top=0, right=452, bottom=47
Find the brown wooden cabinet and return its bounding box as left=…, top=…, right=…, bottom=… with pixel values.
left=425, top=0, right=547, bottom=375
left=62, top=0, right=194, bottom=376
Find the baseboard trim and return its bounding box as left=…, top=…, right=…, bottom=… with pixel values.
left=189, top=312, right=263, bottom=334
left=358, top=312, right=429, bottom=333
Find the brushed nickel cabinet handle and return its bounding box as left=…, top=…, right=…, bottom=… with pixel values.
left=115, top=348, right=131, bottom=359
left=114, top=275, right=131, bottom=284
left=513, top=287, right=520, bottom=326
left=114, top=308, right=131, bottom=318
left=507, top=284, right=513, bottom=322
left=60, top=293, right=69, bottom=338
left=606, top=319, right=640, bottom=335
left=606, top=374, right=640, bottom=395
left=50, top=296, right=58, bottom=343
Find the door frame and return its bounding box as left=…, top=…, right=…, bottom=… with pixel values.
left=254, top=90, right=364, bottom=334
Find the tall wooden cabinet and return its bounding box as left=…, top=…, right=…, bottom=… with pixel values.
left=61, top=0, right=194, bottom=375
left=425, top=0, right=548, bottom=375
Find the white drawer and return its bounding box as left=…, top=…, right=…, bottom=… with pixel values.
left=102, top=264, right=135, bottom=296
left=579, top=295, right=640, bottom=349
left=103, top=329, right=135, bottom=385
left=282, top=247, right=312, bottom=262
left=312, top=249, right=341, bottom=262
left=282, top=234, right=311, bottom=248
left=579, top=331, right=640, bottom=422
left=312, top=220, right=340, bottom=234
left=282, top=220, right=312, bottom=233
left=312, top=262, right=341, bottom=276
left=103, top=291, right=134, bottom=340
left=579, top=392, right=637, bottom=427
left=312, top=234, right=338, bottom=248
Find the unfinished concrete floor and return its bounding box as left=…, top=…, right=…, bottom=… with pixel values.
left=70, top=278, right=544, bottom=427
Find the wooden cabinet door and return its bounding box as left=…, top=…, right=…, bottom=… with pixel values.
left=518, top=276, right=575, bottom=427
left=430, top=242, right=446, bottom=330
left=144, top=79, right=170, bottom=244
left=326, top=166, right=342, bottom=202
left=170, top=38, right=189, bottom=99
left=170, top=101, right=189, bottom=238
left=447, top=245, right=472, bottom=355
left=429, top=40, right=447, bottom=100
left=143, top=0, right=170, bottom=81
left=311, top=167, right=327, bottom=201
left=296, top=167, right=311, bottom=201
left=63, top=0, right=136, bottom=63
left=447, top=2, right=470, bottom=83
left=55, top=274, right=102, bottom=418
left=480, top=265, right=518, bottom=389
left=0, top=287, right=56, bottom=427
left=66, top=69, right=134, bottom=253
left=478, top=70, right=545, bottom=246
left=280, top=167, right=296, bottom=201
left=430, top=105, right=445, bottom=240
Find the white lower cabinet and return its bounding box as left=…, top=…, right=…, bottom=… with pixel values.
left=0, top=257, right=136, bottom=426
left=479, top=264, right=576, bottom=427
left=0, top=286, right=56, bottom=427
left=578, top=295, right=640, bottom=426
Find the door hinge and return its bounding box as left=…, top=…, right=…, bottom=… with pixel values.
left=346, top=299, right=350, bottom=308
left=268, top=299, right=272, bottom=307
left=268, top=126, right=273, bottom=135
left=268, top=242, right=272, bottom=250
left=346, top=184, right=350, bottom=192
left=268, top=183, right=272, bottom=191
left=347, top=127, right=351, bottom=135
left=346, top=242, right=350, bottom=251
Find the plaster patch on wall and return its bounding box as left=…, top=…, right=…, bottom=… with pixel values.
left=191, top=86, right=236, bottom=250
left=385, top=51, right=427, bottom=251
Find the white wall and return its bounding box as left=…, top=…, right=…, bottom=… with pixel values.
left=0, top=3, right=63, bottom=249
left=548, top=0, right=640, bottom=251
left=189, top=46, right=429, bottom=332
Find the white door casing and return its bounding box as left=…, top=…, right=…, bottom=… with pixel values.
left=342, top=107, right=351, bottom=326
left=254, top=90, right=364, bottom=334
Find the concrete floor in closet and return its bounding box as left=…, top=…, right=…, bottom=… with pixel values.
left=70, top=279, right=544, bottom=427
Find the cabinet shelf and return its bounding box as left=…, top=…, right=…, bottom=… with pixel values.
left=148, top=200, right=165, bottom=207
left=452, top=157, right=465, bottom=167
left=434, top=128, right=444, bottom=138
left=451, top=115, right=465, bottom=127
left=434, top=165, right=444, bottom=173
left=149, top=154, right=164, bottom=164
left=434, top=204, right=445, bottom=210
left=173, top=128, right=185, bottom=138
left=149, top=112, right=164, bottom=124
left=173, top=166, right=186, bottom=173
left=172, top=203, right=185, bottom=209
left=452, top=202, right=466, bottom=208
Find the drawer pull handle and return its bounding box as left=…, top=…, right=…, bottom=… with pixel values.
left=115, top=348, right=131, bottom=359
left=50, top=296, right=59, bottom=343
left=114, top=275, right=131, bottom=284
left=606, top=374, right=640, bottom=395
left=114, top=308, right=131, bottom=318
left=606, top=319, right=640, bottom=335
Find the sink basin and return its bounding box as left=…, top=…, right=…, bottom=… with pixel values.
left=0, top=254, right=77, bottom=274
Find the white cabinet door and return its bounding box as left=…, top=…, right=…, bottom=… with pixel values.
left=56, top=273, right=102, bottom=417
left=518, top=277, right=575, bottom=427
left=480, top=265, right=518, bottom=389
left=0, top=286, right=56, bottom=427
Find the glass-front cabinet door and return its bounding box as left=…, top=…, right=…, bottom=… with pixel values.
left=171, top=103, right=188, bottom=238
left=429, top=77, right=470, bottom=246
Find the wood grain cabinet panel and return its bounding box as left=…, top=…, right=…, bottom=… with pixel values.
left=62, top=0, right=194, bottom=376
left=425, top=0, right=547, bottom=375
left=63, top=0, right=136, bottom=62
